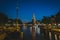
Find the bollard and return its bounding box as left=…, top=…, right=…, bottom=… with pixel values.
left=55, top=34, right=58, bottom=40
left=59, top=35, right=60, bottom=40
left=49, top=32, right=52, bottom=40
left=21, top=32, right=23, bottom=39
left=51, top=31, right=55, bottom=40
left=57, top=34, right=60, bottom=40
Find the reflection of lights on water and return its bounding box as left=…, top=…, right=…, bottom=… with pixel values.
left=30, top=27, right=32, bottom=33
left=36, top=25, right=40, bottom=34
left=30, top=25, right=40, bottom=34
left=38, top=28, right=40, bottom=34
left=21, top=25, right=40, bottom=35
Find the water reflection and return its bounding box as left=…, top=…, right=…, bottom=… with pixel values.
left=3, top=25, right=46, bottom=40
left=21, top=25, right=40, bottom=40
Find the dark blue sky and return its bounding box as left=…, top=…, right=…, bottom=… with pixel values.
left=0, top=0, right=60, bottom=22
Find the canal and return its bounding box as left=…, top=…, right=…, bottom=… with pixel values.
left=2, top=25, right=59, bottom=40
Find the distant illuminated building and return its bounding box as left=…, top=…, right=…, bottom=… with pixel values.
left=32, top=13, right=36, bottom=26
left=32, top=13, right=36, bottom=40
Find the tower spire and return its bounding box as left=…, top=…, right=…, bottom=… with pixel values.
left=16, top=0, right=18, bottom=19
left=16, top=0, right=19, bottom=31
left=32, top=13, right=36, bottom=26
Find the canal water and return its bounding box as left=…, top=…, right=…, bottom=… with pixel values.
left=4, top=25, right=49, bottom=40
left=20, top=25, right=46, bottom=40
